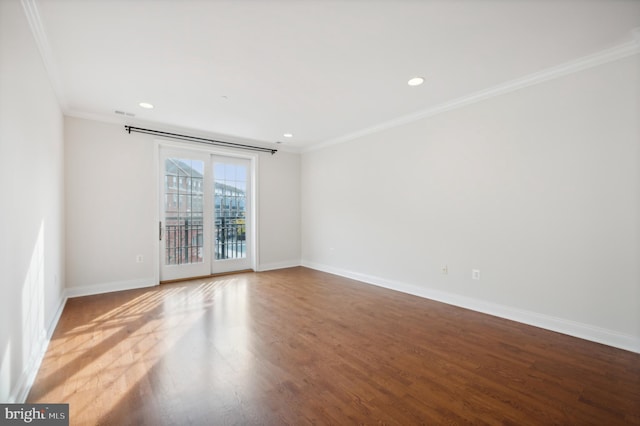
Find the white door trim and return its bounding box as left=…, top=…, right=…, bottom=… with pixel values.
left=154, top=139, right=259, bottom=281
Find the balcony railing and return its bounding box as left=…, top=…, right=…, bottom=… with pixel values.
left=165, top=221, right=204, bottom=265
left=215, top=217, right=246, bottom=260
left=164, top=217, right=245, bottom=265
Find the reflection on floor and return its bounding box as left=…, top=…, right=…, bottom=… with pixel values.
left=28, top=267, right=640, bottom=425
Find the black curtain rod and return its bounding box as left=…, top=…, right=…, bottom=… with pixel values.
left=124, top=126, right=277, bottom=155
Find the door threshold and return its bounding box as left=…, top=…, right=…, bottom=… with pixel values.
left=160, top=269, right=255, bottom=285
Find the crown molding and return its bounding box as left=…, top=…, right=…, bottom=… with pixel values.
left=21, top=0, right=638, bottom=154
left=21, top=0, right=69, bottom=112
left=64, top=109, right=305, bottom=153
left=307, top=32, right=640, bottom=153
left=65, top=109, right=128, bottom=126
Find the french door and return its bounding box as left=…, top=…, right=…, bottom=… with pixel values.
left=160, top=147, right=253, bottom=281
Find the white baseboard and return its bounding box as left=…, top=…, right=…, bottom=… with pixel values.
left=257, top=259, right=301, bottom=272
left=65, top=277, right=157, bottom=299
left=11, top=290, right=68, bottom=403
left=301, top=260, right=640, bottom=354
left=10, top=263, right=637, bottom=404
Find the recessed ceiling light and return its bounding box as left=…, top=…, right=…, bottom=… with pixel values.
left=139, top=102, right=154, bottom=109
left=283, top=133, right=293, bottom=138
left=407, top=77, right=425, bottom=86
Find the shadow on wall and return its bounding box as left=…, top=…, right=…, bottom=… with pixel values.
left=0, top=220, right=47, bottom=402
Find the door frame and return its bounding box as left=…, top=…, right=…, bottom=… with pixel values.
left=153, top=139, right=259, bottom=283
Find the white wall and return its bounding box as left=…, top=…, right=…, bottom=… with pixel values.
left=65, top=118, right=156, bottom=293
left=258, top=150, right=301, bottom=270
left=0, top=0, right=65, bottom=402
left=301, top=54, right=640, bottom=352
left=64, top=117, right=301, bottom=293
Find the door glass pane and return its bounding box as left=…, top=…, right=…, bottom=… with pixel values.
left=214, top=162, right=247, bottom=260
left=164, top=158, right=204, bottom=265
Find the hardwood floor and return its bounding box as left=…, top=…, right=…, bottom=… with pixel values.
left=28, top=267, right=640, bottom=425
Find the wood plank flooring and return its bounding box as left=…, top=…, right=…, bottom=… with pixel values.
left=28, top=267, right=640, bottom=425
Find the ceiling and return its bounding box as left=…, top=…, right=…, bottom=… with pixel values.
left=31, top=0, right=640, bottom=150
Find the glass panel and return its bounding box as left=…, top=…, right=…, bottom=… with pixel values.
left=214, top=163, right=225, bottom=180
left=164, top=158, right=205, bottom=265
left=236, top=166, right=247, bottom=182
left=214, top=161, right=247, bottom=260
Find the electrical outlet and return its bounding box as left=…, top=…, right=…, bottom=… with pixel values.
left=472, top=269, right=480, bottom=280
left=136, top=255, right=144, bottom=263
left=441, top=265, right=448, bottom=275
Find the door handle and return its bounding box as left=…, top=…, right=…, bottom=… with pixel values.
left=159, top=221, right=163, bottom=241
